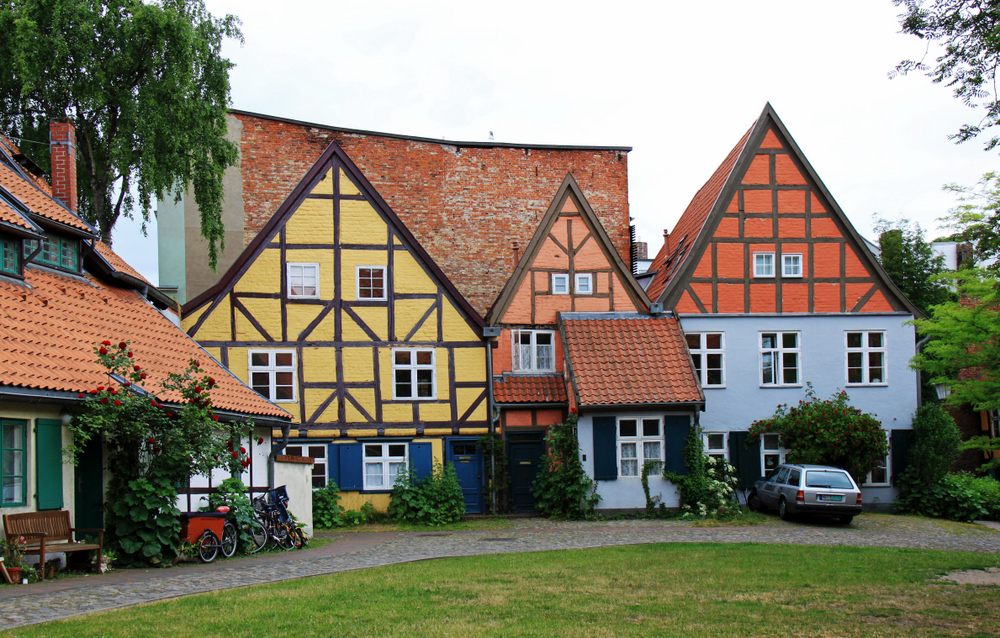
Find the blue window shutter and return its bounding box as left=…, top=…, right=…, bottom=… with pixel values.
left=662, top=415, right=690, bottom=476
left=410, top=442, right=433, bottom=483
left=337, top=443, right=363, bottom=491
left=35, top=419, right=64, bottom=510
left=592, top=416, right=617, bottom=480
left=327, top=443, right=341, bottom=489
left=729, top=431, right=761, bottom=489
left=890, top=429, right=913, bottom=486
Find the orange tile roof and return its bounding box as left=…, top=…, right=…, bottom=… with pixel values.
left=645, top=127, right=751, bottom=303
left=0, top=199, right=35, bottom=231
left=493, top=374, right=567, bottom=404
left=560, top=314, right=703, bottom=407
left=0, top=162, right=95, bottom=233
left=94, top=240, right=152, bottom=285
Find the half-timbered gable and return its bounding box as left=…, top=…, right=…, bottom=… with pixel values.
left=645, top=104, right=919, bottom=506
left=182, top=141, right=489, bottom=511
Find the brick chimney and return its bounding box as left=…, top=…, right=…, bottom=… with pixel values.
left=49, top=121, right=78, bottom=213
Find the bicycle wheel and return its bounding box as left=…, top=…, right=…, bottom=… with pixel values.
left=273, top=522, right=294, bottom=550
left=221, top=521, right=238, bottom=558
left=247, top=518, right=268, bottom=554
left=291, top=527, right=306, bottom=549
left=197, top=530, right=219, bottom=563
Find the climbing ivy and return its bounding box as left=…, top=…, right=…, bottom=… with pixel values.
left=532, top=413, right=600, bottom=519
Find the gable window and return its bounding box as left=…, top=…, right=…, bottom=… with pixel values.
left=512, top=330, right=555, bottom=372
left=575, top=273, right=593, bottom=294
left=287, top=263, right=319, bottom=298
left=846, top=331, right=886, bottom=385
left=0, top=237, right=18, bottom=275
left=286, top=444, right=328, bottom=488
left=364, top=442, right=407, bottom=490
left=31, top=233, right=78, bottom=272
left=552, top=273, right=569, bottom=295
left=618, top=417, right=662, bottom=477
left=761, top=432, right=787, bottom=472
left=249, top=350, right=296, bottom=402
left=760, top=331, right=800, bottom=386
left=393, top=349, right=435, bottom=399
left=753, top=252, right=775, bottom=278
left=1, top=419, right=27, bottom=507
left=685, top=332, right=725, bottom=387
left=782, top=254, right=803, bottom=277
left=357, top=266, right=386, bottom=300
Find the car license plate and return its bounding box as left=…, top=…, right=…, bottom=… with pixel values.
left=817, top=494, right=843, bottom=502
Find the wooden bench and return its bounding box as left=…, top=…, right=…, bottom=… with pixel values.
left=3, top=510, right=103, bottom=580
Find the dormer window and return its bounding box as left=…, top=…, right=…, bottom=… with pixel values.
left=24, top=233, right=79, bottom=273
left=0, top=236, right=19, bottom=276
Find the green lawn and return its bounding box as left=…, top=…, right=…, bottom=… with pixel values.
left=5, top=543, right=999, bottom=637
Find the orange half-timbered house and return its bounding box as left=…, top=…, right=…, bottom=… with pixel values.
left=644, top=104, right=921, bottom=504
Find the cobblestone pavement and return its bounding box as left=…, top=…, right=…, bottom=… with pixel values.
left=1, top=515, right=998, bottom=630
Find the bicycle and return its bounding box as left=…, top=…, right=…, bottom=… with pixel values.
left=203, top=494, right=267, bottom=556
left=179, top=507, right=230, bottom=563
left=251, top=486, right=307, bottom=551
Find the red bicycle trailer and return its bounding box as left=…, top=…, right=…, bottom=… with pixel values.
left=178, top=506, right=230, bottom=563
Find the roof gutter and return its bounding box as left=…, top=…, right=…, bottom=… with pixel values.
left=578, top=400, right=706, bottom=413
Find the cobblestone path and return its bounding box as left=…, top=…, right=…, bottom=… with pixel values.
left=1, top=516, right=997, bottom=630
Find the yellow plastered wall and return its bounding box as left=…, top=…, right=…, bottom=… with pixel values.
left=442, top=302, right=479, bottom=341
left=393, top=252, right=439, bottom=294
left=237, top=297, right=281, bottom=340
left=340, top=169, right=361, bottom=196
left=285, top=249, right=335, bottom=299
left=341, top=249, right=389, bottom=302
left=342, top=347, right=375, bottom=382
left=235, top=248, right=281, bottom=294
left=381, top=403, right=413, bottom=422
left=286, top=198, right=334, bottom=245
left=181, top=305, right=207, bottom=333
left=286, top=304, right=325, bottom=341
left=345, top=388, right=376, bottom=422
left=349, top=306, right=387, bottom=341
left=395, top=299, right=436, bottom=341
left=302, top=347, right=337, bottom=383
left=453, top=347, right=486, bottom=383
left=187, top=297, right=232, bottom=341
left=456, top=388, right=487, bottom=421
left=340, top=200, right=386, bottom=246
left=418, top=402, right=451, bottom=422
left=310, top=168, right=335, bottom=196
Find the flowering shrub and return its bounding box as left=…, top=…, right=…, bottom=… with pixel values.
left=748, top=387, right=888, bottom=483
left=532, top=414, right=600, bottom=519
left=664, top=426, right=741, bottom=519
left=67, top=340, right=253, bottom=564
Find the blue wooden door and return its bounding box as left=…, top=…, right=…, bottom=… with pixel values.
left=449, top=439, right=483, bottom=514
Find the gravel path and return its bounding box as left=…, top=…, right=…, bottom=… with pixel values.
left=1, top=515, right=998, bottom=630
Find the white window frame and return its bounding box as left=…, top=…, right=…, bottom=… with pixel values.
left=704, top=432, right=728, bottom=461
left=286, top=444, right=329, bottom=489
left=761, top=432, right=788, bottom=473
left=287, top=262, right=320, bottom=299
left=392, top=348, right=436, bottom=400
left=760, top=331, right=801, bottom=387
left=863, top=453, right=890, bottom=487
left=782, top=253, right=803, bottom=277
left=551, top=273, right=569, bottom=295
left=575, top=273, right=593, bottom=295
left=363, top=442, right=408, bottom=490
left=617, top=417, right=663, bottom=478
left=356, top=265, right=387, bottom=301
left=845, top=331, right=887, bottom=386
left=686, top=332, right=726, bottom=387
left=511, top=329, right=556, bottom=373
left=753, top=252, right=775, bottom=278
left=248, top=350, right=297, bottom=402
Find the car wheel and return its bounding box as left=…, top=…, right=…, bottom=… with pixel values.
left=778, top=497, right=792, bottom=521
left=839, top=515, right=854, bottom=525
left=747, top=491, right=762, bottom=512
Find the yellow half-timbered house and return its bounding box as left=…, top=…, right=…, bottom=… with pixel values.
left=182, top=142, right=490, bottom=512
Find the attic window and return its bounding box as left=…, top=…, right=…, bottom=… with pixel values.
left=0, top=236, right=19, bottom=275
left=27, top=233, right=79, bottom=273
left=287, top=263, right=319, bottom=298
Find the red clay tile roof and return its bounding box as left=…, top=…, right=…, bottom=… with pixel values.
left=493, top=375, right=567, bottom=404
left=0, top=199, right=35, bottom=231
left=94, top=240, right=152, bottom=285
left=645, top=126, right=751, bottom=303
left=560, top=314, right=703, bottom=407
left=0, top=162, right=95, bottom=233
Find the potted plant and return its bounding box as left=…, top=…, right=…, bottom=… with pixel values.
left=1, top=536, right=25, bottom=583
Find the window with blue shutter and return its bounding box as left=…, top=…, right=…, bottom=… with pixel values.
left=410, top=442, right=433, bottom=482
left=592, top=416, right=617, bottom=480
left=329, top=440, right=433, bottom=491
left=728, top=431, right=761, bottom=489
left=337, top=443, right=363, bottom=491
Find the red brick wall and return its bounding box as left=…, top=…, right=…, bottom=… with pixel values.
left=234, top=113, right=630, bottom=317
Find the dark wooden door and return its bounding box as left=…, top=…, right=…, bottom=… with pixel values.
left=508, top=437, right=545, bottom=513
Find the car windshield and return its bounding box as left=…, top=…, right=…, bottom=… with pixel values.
left=805, top=470, right=854, bottom=489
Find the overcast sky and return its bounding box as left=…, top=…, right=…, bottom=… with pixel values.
left=113, top=0, right=1000, bottom=285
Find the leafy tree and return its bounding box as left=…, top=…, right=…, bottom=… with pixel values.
left=748, top=388, right=889, bottom=483
left=875, top=216, right=955, bottom=313
left=893, top=0, right=1000, bottom=151
left=0, top=0, right=242, bottom=267
left=940, top=172, right=1000, bottom=268
left=895, top=404, right=962, bottom=513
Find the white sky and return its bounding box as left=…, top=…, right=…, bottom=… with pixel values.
left=112, top=0, right=1000, bottom=285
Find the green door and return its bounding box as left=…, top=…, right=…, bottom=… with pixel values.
left=74, top=436, right=104, bottom=534
left=35, top=419, right=63, bottom=510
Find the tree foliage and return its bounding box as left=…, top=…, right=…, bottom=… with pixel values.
left=893, top=0, right=1000, bottom=151
left=0, top=0, right=242, bottom=267
left=748, top=388, right=889, bottom=483
left=532, top=413, right=600, bottom=519
left=896, top=404, right=962, bottom=513
left=940, top=172, right=1000, bottom=268
left=875, top=216, right=955, bottom=313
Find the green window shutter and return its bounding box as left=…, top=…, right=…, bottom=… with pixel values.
left=592, top=416, right=617, bottom=480
left=662, top=416, right=690, bottom=476
left=35, top=419, right=64, bottom=510
left=890, top=429, right=913, bottom=486
left=729, top=431, right=761, bottom=490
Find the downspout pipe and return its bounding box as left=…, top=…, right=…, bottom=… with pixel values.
left=267, top=422, right=292, bottom=489
left=915, top=334, right=932, bottom=406
left=485, top=338, right=498, bottom=514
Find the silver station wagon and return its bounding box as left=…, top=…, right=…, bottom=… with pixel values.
left=748, top=463, right=862, bottom=524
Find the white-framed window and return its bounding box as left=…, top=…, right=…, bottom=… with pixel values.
left=753, top=252, right=775, bottom=278
left=552, top=273, right=569, bottom=295
left=393, top=349, right=435, bottom=399
left=685, top=332, right=725, bottom=387
left=363, top=442, right=407, bottom=490
left=704, top=432, right=728, bottom=461
left=287, top=263, right=319, bottom=298
left=575, top=273, right=593, bottom=294
left=286, top=444, right=328, bottom=488
left=618, top=417, right=663, bottom=477
left=846, top=331, right=886, bottom=385
left=864, top=454, right=890, bottom=486
left=782, top=254, right=803, bottom=277
left=760, top=331, right=800, bottom=386
left=512, top=330, right=555, bottom=372
left=357, top=266, right=386, bottom=300
left=1, top=418, right=27, bottom=506
left=248, top=350, right=296, bottom=402
left=761, top=432, right=788, bottom=472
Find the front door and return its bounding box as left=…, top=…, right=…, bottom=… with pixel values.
left=508, top=433, right=545, bottom=513
left=448, top=439, right=483, bottom=514
left=74, top=436, right=104, bottom=539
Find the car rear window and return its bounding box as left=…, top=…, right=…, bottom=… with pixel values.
left=805, top=470, right=854, bottom=489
